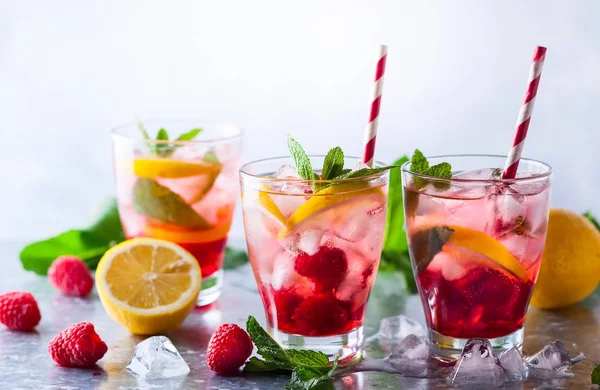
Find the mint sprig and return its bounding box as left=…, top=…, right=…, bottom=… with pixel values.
left=321, top=147, right=344, bottom=180
left=287, top=135, right=319, bottom=182
left=138, top=121, right=203, bottom=157
left=592, top=364, right=600, bottom=385
left=409, top=149, right=452, bottom=189
left=244, top=316, right=338, bottom=389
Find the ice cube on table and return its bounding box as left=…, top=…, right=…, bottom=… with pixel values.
left=126, top=336, right=190, bottom=379
left=525, top=340, right=582, bottom=379
left=387, top=335, right=431, bottom=377
left=370, top=315, right=427, bottom=355
left=498, top=346, right=526, bottom=381
left=447, top=339, right=504, bottom=385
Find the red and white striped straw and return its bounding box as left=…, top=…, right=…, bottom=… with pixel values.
left=502, top=46, right=547, bottom=179
left=362, top=44, right=388, bottom=167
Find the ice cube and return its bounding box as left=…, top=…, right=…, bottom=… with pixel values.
left=498, top=347, right=526, bottom=381
left=525, top=340, right=581, bottom=379
left=295, top=229, right=325, bottom=256
left=126, top=336, right=190, bottom=379
left=273, top=164, right=301, bottom=180
left=447, top=339, right=504, bottom=385
left=452, top=168, right=503, bottom=180
left=372, top=315, right=427, bottom=355
left=387, top=335, right=430, bottom=377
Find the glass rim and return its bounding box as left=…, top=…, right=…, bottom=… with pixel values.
left=401, top=154, right=553, bottom=183
left=110, top=119, right=243, bottom=145
left=240, top=155, right=389, bottom=184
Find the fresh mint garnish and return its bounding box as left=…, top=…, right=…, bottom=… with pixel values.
left=409, top=149, right=452, bottom=189
left=584, top=211, right=600, bottom=231
left=592, top=364, right=600, bottom=385
left=287, top=135, right=319, bottom=182
left=137, top=121, right=203, bottom=157
left=321, top=147, right=344, bottom=180
left=132, top=178, right=211, bottom=228
left=244, top=316, right=338, bottom=389
left=20, top=196, right=249, bottom=275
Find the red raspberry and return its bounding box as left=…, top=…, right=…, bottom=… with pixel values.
left=294, top=247, right=348, bottom=291
left=48, top=256, right=94, bottom=297
left=0, top=292, right=41, bottom=331
left=292, top=293, right=350, bottom=336
left=262, top=287, right=302, bottom=328
left=206, top=323, right=253, bottom=374
left=48, top=322, right=107, bottom=367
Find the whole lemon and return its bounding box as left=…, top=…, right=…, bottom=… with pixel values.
left=530, top=208, right=600, bottom=309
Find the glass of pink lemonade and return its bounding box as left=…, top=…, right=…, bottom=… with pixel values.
left=112, top=120, right=242, bottom=306
left=240, top=156, right=389, bottom=362
left=402, top=155, right=552, bottom=356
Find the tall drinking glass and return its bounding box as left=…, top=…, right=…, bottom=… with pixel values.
left=112, top=120, right=242, bottom=306
left=240, top=156, right=389, bottom=363
left=402, top=155, right=552, bottom=356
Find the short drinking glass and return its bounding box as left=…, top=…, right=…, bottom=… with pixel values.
left=402, top=155, right=552, bottom=356
left=240, top=156, right=389, bottom=363
left=112, top=120, right=242, bottom=306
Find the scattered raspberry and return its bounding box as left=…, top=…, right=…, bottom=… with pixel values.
left=0, top=292, right=41, bottom=331
left=48, top=256, right=94, bottom=297
left=48, top=322, right=107, bottom=367
left=292, top=293, right=350, bottom=336
left=206, top=323, right=253, bottom=374
left=294, top=247, right=348, bottom=291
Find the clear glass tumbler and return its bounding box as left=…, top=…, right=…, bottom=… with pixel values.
left=402, top=155, right=552, bottom=356
left=240, top=156, right=389, bottom=363
left=112, top=120, right=242, bottom=306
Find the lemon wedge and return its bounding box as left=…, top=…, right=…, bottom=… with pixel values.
left=279, top=183, right=386, bottom=238
left=411, top=225, right=528, bottom=281
left=133, top=158, right=221, bottom=179
left=95, top=238, right=201, bottom=335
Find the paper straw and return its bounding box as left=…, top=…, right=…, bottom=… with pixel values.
left=362, top=44, right=388, bottom=167
left=502, top=46, right=547, bottom=179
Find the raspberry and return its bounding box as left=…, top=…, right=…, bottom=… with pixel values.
left=294, top=247, right=348, bottom=291
left=206, top=323, right=253, bottom=374
left=0, top=292, right=41, bottom=331
left=292, top=293, right=350, bottom=336
left=48, top=256, right=94, bottom=297
left=262, top=287, right=303, bottom=328
left=48, top=322, right=107, bottom=367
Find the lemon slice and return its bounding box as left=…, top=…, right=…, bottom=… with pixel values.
left=133, top=158, right=221, bottom=179
left=279, top=183, right=386, bottom=238
left=258, top=185, right=288, bottom=227
left=412, top=225, right=527, bottom=281
left=144, top=224, right=231, bottom=244
left=95, top=238, right=202, bottom=335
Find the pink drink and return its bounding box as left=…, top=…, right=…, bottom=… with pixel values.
left=402, top=158, right=552, bottom=354
left=240, top=157, right=389, bottom=361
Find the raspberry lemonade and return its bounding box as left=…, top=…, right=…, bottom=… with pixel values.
left=240, top=138, right=391, bottom=362
left=112, top=121, right=242, bottom=306
left=402, top=154, right=552, bottom=356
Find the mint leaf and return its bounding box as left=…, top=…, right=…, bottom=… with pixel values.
left=584, top=211, right=600, bottom=231
left=287, top=135, right=318, bottom=181
left=333, top=165, right=396, bottom=180
left=203, top=151, right=220, bottom=164
left=321, top=147, right=344, bottom=180
left=286, top=350, right=329, bottom=369
left=244, top=356, right=288, bottom=372
left=425, top=162, right=452, bottom=179
left=132, top=178, right=211, bottom=228
left=20, top=199, right=125, bottom=275
left=410, top=149, right=429, bottom=173
left=177, top=128, right=202, bottom=141
left=137, top=120, right=151, bottom=140
left=592, top=364, right=600, bottom=385
left=223, top=247, right=249, bottom=269
left=246, top=316, right=293, bottom=368
left=383, top=156, right=409, bottom=255
left=285, top=366, right=334, bottom=390
left=156, top=128, right=169, bottom=140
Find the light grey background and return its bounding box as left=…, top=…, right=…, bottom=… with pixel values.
left=1, top=1, right=598, bottom=242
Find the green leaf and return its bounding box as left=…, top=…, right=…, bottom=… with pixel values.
left=592, top=364, right=600, bottom=385
left=334, top=165, right=396, bottom=180
left=156, top=128, right=169, bottom=140
left=246, top=316, right=292, bottom=367
left=132, top=178, right=211, bottom=228
left=410, top=149, right=429, bottom=173
left=383, top=156, right=409, bottom=255
left=223, top=247, right=249, bottom=269
left=379, top=250, right=417, bottom=293
left=86, top=198, right=125, bottom=243
left=584, top=211, right=600, bottom=231
left=285, top=366, right=335, bottom=390
left=176, top=128, right=202, bottom=141
left=203, top=151, right=220, bottom=164
left=321, top=147, right=344, bottom=180
left=243, top=357, right=288, bottom=372
left=20, top=230, right=112, bottom=275
left=287, top=135, right=318, bottom=181
left=286, top=350, right=330, bottom=369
